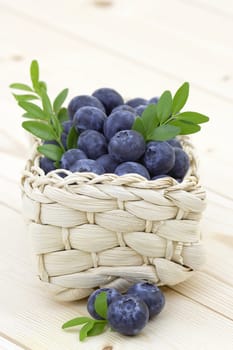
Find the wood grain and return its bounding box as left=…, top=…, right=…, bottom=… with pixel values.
left=0, top=0, right=233, bottom=349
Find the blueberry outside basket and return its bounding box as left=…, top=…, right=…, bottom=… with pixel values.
left=21, top=136, right=206, bottom=301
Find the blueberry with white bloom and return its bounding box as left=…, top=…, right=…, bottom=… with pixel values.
left=73, top=106, right=107, bottom=133
left=68, top=95, right=105, bottom=119
left=92, top=87, right=124, bottom=115
left=69, top=159, right=105, bottom=175
left=108, top=130, right=146, bottom=162
left=115, top=162, right=150, bottom=179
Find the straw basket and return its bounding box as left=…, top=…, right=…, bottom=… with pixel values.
left=21, top=136, right=206, bottom=301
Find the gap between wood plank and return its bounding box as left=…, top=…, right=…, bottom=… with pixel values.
left=1, top=2, right=233, bottom=105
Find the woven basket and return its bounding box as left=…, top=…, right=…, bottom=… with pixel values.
left=21, top=136, right=206, bottom=301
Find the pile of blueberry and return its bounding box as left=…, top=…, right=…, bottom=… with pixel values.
left=40, top=87, right=190, bottom=181
left=87, top=282, right=165, bottom=336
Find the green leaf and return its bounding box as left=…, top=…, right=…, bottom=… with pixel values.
left=22, top=120, right=57, bottom=140
left=156, top=90, right=172, bottom=124
left=18, top=101, right=48, bottom=120
left=141, top=104, right=159, bottom=134
left=13, top=94, right=38, bottom=102
left=87, top=321, right=107, bottom=337
left=41, top=89, right=53, bottom=116
left=10, top=83, right=33, bottom=92
left=132, top=117, right=147, bottom=139
left=172, top=82, right=189, bottom=114
left=79, top=321, right=95, bottom=342
left=94, top=292, right=108, bottom=320
left=170, top=119, right=201, bottom=135
left=148, top=124, right=180, bottom=141
left=53, top=88, right=69, bottom=114
left=30, top=60, right=39, bottom=90
left=58, top=107, right=69, bottom=123
left=62, top=317, right=92, bottom=329
left=50, top=114, right=62, bottom=138
left=38, top=144, right=63, bottom=161
left=176, top=111, right=209, bottom=124
left=67, top=126, right=79, bottom=149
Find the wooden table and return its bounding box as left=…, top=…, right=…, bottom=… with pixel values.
left=0, top=0, right=233, bottom=349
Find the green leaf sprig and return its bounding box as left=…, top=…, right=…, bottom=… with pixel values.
left=10, top=60, right=77, bottom=165
left=132, top=82, right=209, bottom=141
left=62, top=292, right=109, bottom=342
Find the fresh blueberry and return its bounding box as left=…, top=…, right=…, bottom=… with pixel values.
left=69, top=159, right=105, bottom=175
left=39, top=157, right=56, bottom=174
left=143, top=141, right=175, bottom=176
left=126, top=97, right=148, bottom=108
left=68, top=95, right=105, bottom=120
left=149, top=96, right=159, bottom=104
left=92, top=88, right=124, bottom=115
left=104, top=110, right=136, bottom=141
left=78, top=130, right=107, bottom=159
left=43, top=140, right=59, bottom=146
left=167, top=138, right=182, bottom=149
left=107, top=295, right=149, bottom=336
left=151, top=174, right=170, bottom=180
left=62, top=120, right=73, bottom=134
left=61, top=149, right=87, bottom=169
left=108, top=130, right=146, bottom=162
left=96, top=154, right=119, bottom=173
left=112, top=104, right=136, bottom=114
left=61, top=132, right=67, bottom=149
left=73, top=106, right=107, bottom=133
left=167, top=147, right=190, bottom=180
left=115, top=162, right=150, bottom=179
left=87, top=288, right=122, bottom=320
left=135, top=104, right=148, bottom=116
left=126, top=282, right=165, bottom=319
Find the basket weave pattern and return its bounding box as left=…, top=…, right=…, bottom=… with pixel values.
left=21, top=137, right=206, bottom=301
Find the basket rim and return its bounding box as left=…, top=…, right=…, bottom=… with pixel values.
left=21, top=136, right=201, bottom=192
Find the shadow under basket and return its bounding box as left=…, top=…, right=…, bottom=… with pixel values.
left=21, top=136, right=206, bottom=301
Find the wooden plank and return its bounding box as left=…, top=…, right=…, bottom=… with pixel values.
left=0, top=204, right=232, bottom=350
left=187, top=0, right=233, bottom=17
left=1, top=0, right=233, bottom=101
left=0, top=336, right=26, bottom=350
left=0, top=7, right=232, bottom=199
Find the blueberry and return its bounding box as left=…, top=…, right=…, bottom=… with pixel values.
left=126, top=97, right=148, bottom=108
left=112, top=104, right=135, bottom=114
left=151, top=174, right=170, bottom=180
left=115, top=162, right=150, bottom=179
left=78, top=130, right=107, bottom=159
left=61, top=132, right=67, bottom=149
left=43, top=140, right=59, bottom=146
left=96, top=154, right=119, bottom=173
left=92, top=88, right=124, bottom=115
left=68, top=95, right=105, bottom=120
left=149, top=96, right=159, bottom=104
left=127, top=282, right=165, bottom=319
left=167, top=138, right=182, bottom=149
left=73, top=106, right=107, bottom=134
left=61, top=149, right=87, bottom=169
left=143, top=141, right=175, bottom=176
left=167, top=147, right=190, bottom=180
left=62, top=120, right=73, bottom=134
left=108, top=130, right=146, bottom=162
left=107, top=295, right=149, bottom=336
left=87, top=288, right=122, bottom=320
left=104, top=110, right=136, bottom=141
left=39, top=157, right=56, bottom=174
left=69, top=159, right=105, bottom=175
left=135, top=104, right=148, bottom=116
